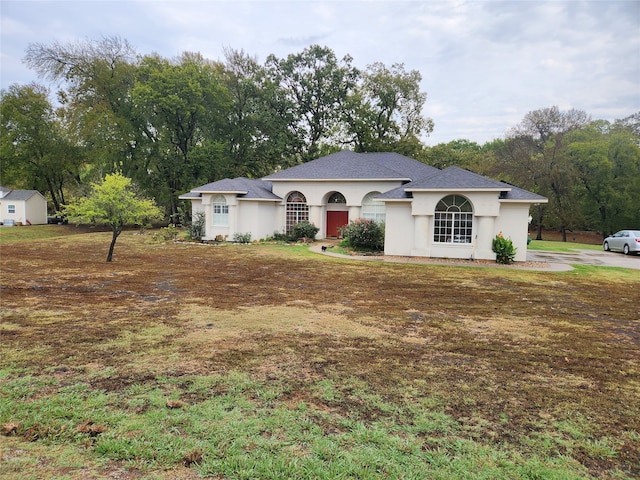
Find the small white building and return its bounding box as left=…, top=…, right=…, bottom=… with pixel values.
left=180, top=151, right=547, bottom=262
left=0, top=186, right=48, bottom=225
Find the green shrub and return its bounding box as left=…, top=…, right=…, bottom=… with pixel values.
left=492, top=232, right=517, bottom=264
left=153, top=224, right=180, bottom=242
left=233, top=232, right=252, bottom=244
left=291, top=221, right=319, bottom=241
left=339, top=218, right=385, bottom=251
left=269, top=231, right=289, bottom=242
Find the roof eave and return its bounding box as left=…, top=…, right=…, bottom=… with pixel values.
left=405, top=187, right=509, bottom=193
left=269, top=178, right=412, bottom=182
left=499, top=198, right=549, bottom=204
left=237, top=197, right=282, bottom=202
left=377, top=198, right=412, bottom=202
left=193, top=190, right=249, bottom=195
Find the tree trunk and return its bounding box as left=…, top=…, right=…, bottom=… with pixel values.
left=106, top=227, right=121, bottom=262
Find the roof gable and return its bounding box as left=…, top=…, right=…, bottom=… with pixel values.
left=377, top=167, right=547, bottom=203
left=406, top=166, right=507, bottom=190
left=263, top=150, right=438, bottom=181
left=0, top=187, right=44, bottom=201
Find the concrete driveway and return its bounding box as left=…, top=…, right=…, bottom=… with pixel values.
left=527, top=249, right=640, bottom=270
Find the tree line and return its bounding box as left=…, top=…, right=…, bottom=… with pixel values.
left=1, top=36, right=638, bottom=238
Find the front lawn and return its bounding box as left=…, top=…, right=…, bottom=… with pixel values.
left=1, top=230, right=638, bottom=479
left=528, top=239, right=603, bottom=252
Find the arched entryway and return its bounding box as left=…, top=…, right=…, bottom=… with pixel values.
left=326, top=192, right=348, bottom=237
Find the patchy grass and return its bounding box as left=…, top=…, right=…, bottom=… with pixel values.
left=528, top=240, right=603, bottom=252
left=0, top=224, right=78, bottom=244
left=1, top=228, right=639, bottom=479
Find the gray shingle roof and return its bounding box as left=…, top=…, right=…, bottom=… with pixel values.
left=186, top=177, right=281, bottom=200
left=263, top=150, right=439, bottom=181
left=376, top=167, right=547, bottom=203
left=180, top=158, right=547, bottom=205
left=405, top=166, right=507, bottom=190
left=178, top=191, right=202, bottom=199
left=375, top=185, right=412, bottom=200
left=0, top=187, right=43, bottom=201
left=499, top=182, right=548, bottom=202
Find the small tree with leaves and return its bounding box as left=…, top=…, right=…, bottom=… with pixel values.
left=64, top=172, right=163, bottom=262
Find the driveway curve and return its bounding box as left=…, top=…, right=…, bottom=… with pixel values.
left=311, top=243, right=640, bottom=271
left=526, top=249, right=640, bottom=270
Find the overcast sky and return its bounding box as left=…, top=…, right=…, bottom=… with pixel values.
left=1, top=0, right=639, bottom=145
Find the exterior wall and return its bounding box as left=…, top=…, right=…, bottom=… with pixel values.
left=25, top=195, right=47, bottom=224
left=408, top=191, right=501, bottom=260
left=197, top=194, right=277, bottom=241
left=383, top=202, right=414, bottom=256
left=494, top=203, right=532, bottom=262
left=190, top=182, right=536, bottom=260
left=236, top=200, right=277, bottom=241
left=383, top=192, right=535, bottom=262
left=1, top=194, right=47, bottom=225
left=270, top=180, right=404, bottom=238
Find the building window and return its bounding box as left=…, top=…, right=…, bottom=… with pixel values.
left=7, top=204, right=16, bottom=214
left=433, top=195, right=473, bottom=244
left=328, top=192, right=346, bottom=204
left=212, top=195, right=229, bottom=226
left=286, top=191, right=308, bottom=233
left=362, top=192, right=385, bottom=223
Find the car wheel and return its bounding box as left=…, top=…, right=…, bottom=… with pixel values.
left=623, top=244, right=630, bottom=255
left=603, top=241, right=610, bottom=251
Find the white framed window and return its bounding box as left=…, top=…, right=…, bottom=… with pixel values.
left=7, top=204, right=16, bottom=214
left=286, top=191, right=308, bottom=234
left=362, top=192, right=385, bottom=223
left=433, top=195, right=473, bottom=244
left=212, top=195, right=229, bottom=226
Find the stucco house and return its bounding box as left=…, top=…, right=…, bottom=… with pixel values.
left=179, top=151, right=547, bottom=262
left=0, top=186, right=48, bottom=225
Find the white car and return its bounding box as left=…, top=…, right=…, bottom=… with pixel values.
left=603, top=230, right=640, bottom=255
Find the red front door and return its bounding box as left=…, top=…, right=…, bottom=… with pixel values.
left=326, top=211, right=348, bottom=237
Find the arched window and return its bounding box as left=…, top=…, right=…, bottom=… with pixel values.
left=362, top=192, right=385, bottom=223
left=328, top=192, right=346, bottom=204
left=213, top=195, right=229, bottom=226
left=286, top=191, right=308, bottom=233
left=433, top=195, right=473, bottom=244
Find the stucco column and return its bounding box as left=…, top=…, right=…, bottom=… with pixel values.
left=411, top=215, right=429, bottom=256
left=275, top=204, right=286, bottom=234
left=228, top=204, right=237, bottom=238
left=348, top=205, right=360, bottom=221
left=201, top=196, right=214, bottom=241
left=475, top=216, right=496, bottom=260
left=309, top=205, right=322, bottom=237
